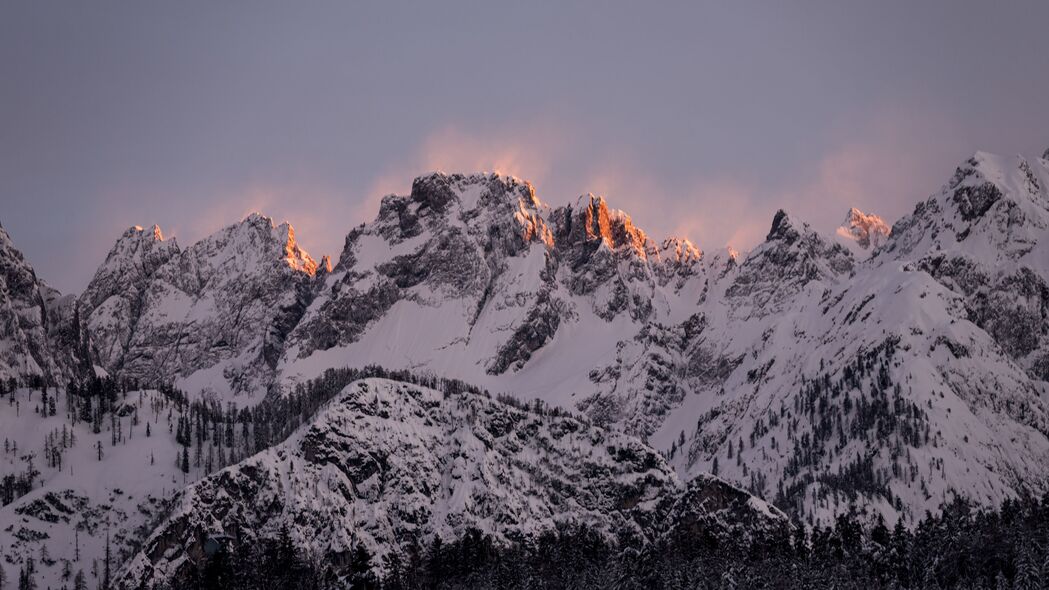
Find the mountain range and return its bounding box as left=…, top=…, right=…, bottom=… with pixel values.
left=2, top=147, right=1049, bottom=587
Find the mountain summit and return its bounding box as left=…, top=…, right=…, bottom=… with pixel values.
left=835, top=207, right=890, bottom=256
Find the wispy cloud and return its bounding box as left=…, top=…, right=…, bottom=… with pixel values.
left=562, top=105, right=965, bottom=254
left=91, top=106, right=967, bottom=275
left=357, top=121, right=573, bottom=222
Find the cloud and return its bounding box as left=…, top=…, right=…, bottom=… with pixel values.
left=115, top=104, right=965, bottom=276
left=564, top=104, right=966, bottom=255
left=357, top=121, right=573, bottom=223
left=577, top=157, right=768, bottom=252
left=776, top=105, right=964, bottom=235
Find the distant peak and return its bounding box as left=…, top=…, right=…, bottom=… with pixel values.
left=278, top=221, right=318, bottom=276
left=660, top=237, right=702, bottom=264
left=242, top=211, right=276, bottom=227
left=121, top=224, right=166, bottom=242
left=766, top=209, right=795, bottom=241
left=836, top=207, right=890, bottom=251
left=408, top=171, right=540, bottom=214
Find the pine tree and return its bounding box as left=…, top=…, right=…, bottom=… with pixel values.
left=102, top=532, right=111, bottom=590
left=18, top=557, right=35, bottom=590
left=181, top=445, right=190, bottom=474
left=350, top=542, right=378, bottom=590
left=1015, top=543, right=1040, bottom=590
left=79, top=396, right=92, bottom=425
left=73, top=570, right=86, bottom=590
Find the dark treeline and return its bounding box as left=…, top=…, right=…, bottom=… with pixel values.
left=183, top=493, right=1049, bottom=590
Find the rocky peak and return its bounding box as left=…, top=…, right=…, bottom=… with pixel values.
left=836, top=207, right=890, bottom=251
left=410, top=172, right=541, bottom=214
left=278, top=221, right=318, bottom=276
left=727, top=209, right=854, bottom=314
left=0, top=226, right=57, bottom=381
left=0, top=227, right=38, bottom=295
left=946, top=153, right=1005, bottom=222
left=409, top=172, right=461, bottom=215
left=318, top=255, right=333, bottom=275
left=660, top=237, right=702, bottom=265
left=82, top=225, right=179, bottom=310
left=204, top=213, right=319, bottom=277
left=766, top=209, right=796, bottom=242
left=885, top=150, right=1049, bottom=261
left=759, top=209, right=852, bottom=265
left=373, top=172, right=549, bottom=253
left=555, top=194, right=651, bottom=259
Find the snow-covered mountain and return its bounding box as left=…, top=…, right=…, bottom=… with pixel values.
left=270, top=152, right=1049, bottom=525
left=79, top=214, right=320, bottom=398
left=117, top=377, right=787, bottom=588
left=0, top=147, right=1047, bottom=549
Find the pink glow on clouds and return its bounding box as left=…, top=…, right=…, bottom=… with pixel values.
left=115, top=105, right=969, bottom=270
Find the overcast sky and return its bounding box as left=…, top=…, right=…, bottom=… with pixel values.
left=2, top=1, right=1047, bottom=293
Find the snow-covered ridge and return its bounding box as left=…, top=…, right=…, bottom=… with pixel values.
left=117, top=377, right=788, bottom=588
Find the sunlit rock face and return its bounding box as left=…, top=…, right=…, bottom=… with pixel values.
left=835, top=207, right=891, bottom=256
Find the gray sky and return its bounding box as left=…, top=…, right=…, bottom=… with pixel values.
left=2, top=1, right=1047, bottom=293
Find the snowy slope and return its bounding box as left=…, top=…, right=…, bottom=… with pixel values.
left=0, top=387, right=204, bottom=590
left=117, top=377, right=788, bottom=588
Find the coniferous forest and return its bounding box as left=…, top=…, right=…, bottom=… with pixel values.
left=185, top=494, right=1049, bottom=590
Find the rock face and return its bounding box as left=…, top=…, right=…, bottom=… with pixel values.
left=117, top=377, right=787, bottom=588
left=78, top=225, right=180, bottom=375
left=0, top=226, right=68, bottom=381
left=83, top=214, right=320, bottom=396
